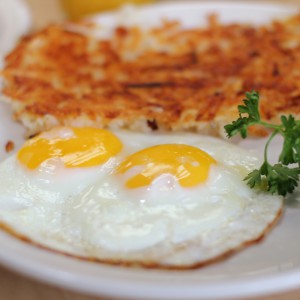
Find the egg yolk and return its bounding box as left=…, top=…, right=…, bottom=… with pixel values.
left=18, top=127, right=123, bottom=169
left=117, top=144, right=216, bottom=188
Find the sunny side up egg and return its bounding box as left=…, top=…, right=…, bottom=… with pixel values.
left=0, top=127, right=283, bottom=268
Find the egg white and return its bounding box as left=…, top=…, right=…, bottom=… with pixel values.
left=0, top=130, right=283, bottom=268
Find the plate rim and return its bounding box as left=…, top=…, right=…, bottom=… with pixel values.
left=1, top=230, right=300, bottom=300
left=1, top=1, right=300, bottom=299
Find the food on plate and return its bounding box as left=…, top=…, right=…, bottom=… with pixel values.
left=0, top=127, right=283, bottom=269
left=1, top=13, right=300, bottom=137
left=5, top=140, right=14, bottom=153
left=225, top=91, right=300, bottom=196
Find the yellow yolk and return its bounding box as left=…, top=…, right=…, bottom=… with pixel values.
left=18, top=127, right=123, bottom=169
left=117, top=144, right=216, bottom=188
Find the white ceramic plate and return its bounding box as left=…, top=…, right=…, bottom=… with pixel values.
left=0, top=2, right=300, bottom=299
left=0, top=0, right=31, bottom=61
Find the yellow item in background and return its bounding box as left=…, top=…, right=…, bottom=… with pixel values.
left=61, top=0, right=155, bottom=19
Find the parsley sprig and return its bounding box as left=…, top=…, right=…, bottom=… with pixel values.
left=224, top=91, right=300, bottom=196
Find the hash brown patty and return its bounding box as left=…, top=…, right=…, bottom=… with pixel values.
left=1, top=13, right=300, bottom=137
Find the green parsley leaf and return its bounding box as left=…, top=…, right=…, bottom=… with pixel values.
left=225, top=91, right=300, bottom=196
left=279, top=115, right=300, bottom=165
left=267, top=164, right=300, bottom=196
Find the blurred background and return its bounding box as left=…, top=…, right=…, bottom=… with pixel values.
left=25, top=0, right=300, bottom=30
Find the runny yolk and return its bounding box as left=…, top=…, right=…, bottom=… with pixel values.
left=116, top=144, right=216, bottom=188
left=17, top=127, right=123, bottom=169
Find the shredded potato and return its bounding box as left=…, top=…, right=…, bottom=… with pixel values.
left=2, top=14, right=300, bottom=137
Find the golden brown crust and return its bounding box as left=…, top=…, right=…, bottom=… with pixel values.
left=2, top=15, right=300, bottom=137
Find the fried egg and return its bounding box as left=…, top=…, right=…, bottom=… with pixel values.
left=0, top=127, right=283, bottom=268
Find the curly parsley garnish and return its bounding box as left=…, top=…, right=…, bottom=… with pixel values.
left=224, top=91, right=300, bottom=196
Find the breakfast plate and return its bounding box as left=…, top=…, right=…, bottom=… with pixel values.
left=0, top=1, right=300, bottom=299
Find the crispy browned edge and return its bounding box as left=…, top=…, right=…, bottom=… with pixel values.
left=0, top=205, right=283, bottom=270
left=2, top=14, right=300, bottom=138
